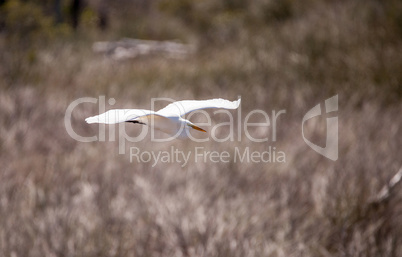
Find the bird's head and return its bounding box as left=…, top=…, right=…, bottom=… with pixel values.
left=186, top=121, right=206, bottom=133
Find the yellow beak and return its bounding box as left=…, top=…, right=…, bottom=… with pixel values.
left=190, top=124, right=207, bottom=133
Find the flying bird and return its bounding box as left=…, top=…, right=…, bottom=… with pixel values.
left=85, top=98, right=241, bottom=138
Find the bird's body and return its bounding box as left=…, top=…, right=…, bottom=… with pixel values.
left=85, top=98, right=241, bottom=138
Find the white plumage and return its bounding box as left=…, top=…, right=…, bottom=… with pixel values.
left=85, top=98, right=241, bottom=138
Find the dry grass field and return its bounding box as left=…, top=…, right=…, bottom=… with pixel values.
left=0, top=0, right=401, bottom=256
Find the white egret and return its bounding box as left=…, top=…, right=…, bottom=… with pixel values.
left=85, top=98, right=241, bottom=138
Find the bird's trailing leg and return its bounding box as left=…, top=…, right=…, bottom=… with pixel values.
left=126, top=120, right=146, bottom=125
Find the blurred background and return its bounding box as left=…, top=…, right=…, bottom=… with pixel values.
left=0, top=0, right=401, bottom=256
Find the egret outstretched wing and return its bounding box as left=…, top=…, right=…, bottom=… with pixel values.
left=156, top=98, right=241, bottom=117
left=85, top=109, right=156, bottom=124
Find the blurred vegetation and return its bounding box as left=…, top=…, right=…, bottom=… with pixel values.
left=0, top=0, right=401, bottom=256
left=1, top=0, right=401, bottom=99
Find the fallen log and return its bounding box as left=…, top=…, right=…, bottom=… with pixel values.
left=93, top=38, right=195, bottom=60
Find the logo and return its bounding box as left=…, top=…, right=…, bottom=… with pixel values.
left=302, top=95, right=338, bottom=161
left=64, top=95, right=339, bottom=165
